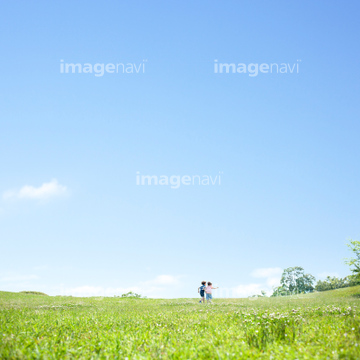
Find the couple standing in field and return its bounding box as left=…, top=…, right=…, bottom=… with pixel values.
left=198, top=281, right=218, bottom=303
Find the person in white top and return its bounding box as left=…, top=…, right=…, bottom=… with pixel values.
left=205, top=282, right=219, bottom=303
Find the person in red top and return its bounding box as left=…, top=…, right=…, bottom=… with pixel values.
left=205, top=282, right=219, bottom=303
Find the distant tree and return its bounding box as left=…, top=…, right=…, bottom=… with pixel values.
left=296, top=273, right=316, bottom=293
left=280, top=266, right=315, bottom=294
left=315, top=240, right=360, bottom=292
left=345, top=239, right=360, bottom=279
left=271, top=286, right=288, bottom=297
left=261, top=290, right=267, bottom=297
left=315, top=276, right=348, bottom=291
left=20, top=291, right=48, bottom=296
left=120, top=291, right=144, bottom=298
left=315, top=275, right=360, bottom=292
left=348, top=274, right=360, bottom=287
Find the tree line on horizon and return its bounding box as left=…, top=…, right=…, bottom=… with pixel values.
left=270, top=239, right=360, bottom=297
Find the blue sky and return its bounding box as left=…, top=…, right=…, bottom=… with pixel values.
left=0, top=0, right=359, bottom=298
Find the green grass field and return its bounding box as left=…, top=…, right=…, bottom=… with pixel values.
left=1, top=287, right=360, bottom=359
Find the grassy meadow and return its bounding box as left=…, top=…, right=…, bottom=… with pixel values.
left=1, top=287, right=360, bottom=359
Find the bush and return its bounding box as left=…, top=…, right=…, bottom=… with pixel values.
left=19, top=291, right=48, bottom=296
left=117, top=291, right=146, bottom=298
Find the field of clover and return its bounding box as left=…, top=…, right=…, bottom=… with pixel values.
left=1, top=286, right=360, bottom=359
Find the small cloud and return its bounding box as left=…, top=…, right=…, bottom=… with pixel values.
left=59, top=286, right=141, bottom=297
left=266, top=276, right=282, bottom=288
left=232, top=283, right=263, bottom=297
left=3, top=179, right=68, bottom=200
left=0, top=274, right=39, bottom=282
left=55, top=275, right=183, bottom=298
left=225, top=267, right=283, bottom=298
left=251, top=267, right=282, bottom=289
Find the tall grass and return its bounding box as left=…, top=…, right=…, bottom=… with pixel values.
left=1, top=286, right=360, bottom=359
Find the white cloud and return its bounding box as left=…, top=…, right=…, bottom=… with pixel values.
left=251, top=267, right=282, bottom=289
left=222, top=267, right=283, bottom=298
left=54, top=275, right=182, bottom=298
left=232, top=284, right=263, bottom=297
left=56, top=285, right=170, bottom=298
left=266, top=276, right=282, bottom=288
left=59, top=286, right=142, bottom=297
left=3, top=179, right=68, bottom=200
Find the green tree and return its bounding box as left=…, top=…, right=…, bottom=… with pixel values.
left=315, top=274, right=360, bottom=291
left=347, top=274, right=360, bottom=287
left=315, top=276, right=348, bottom=291
left=280, top=266, right=315, bottom=294
left=120, top=291, right=144, bottom=298
left=271, top=286, right=288, bottom=297
left=345, top=239, right=360, bottom=279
